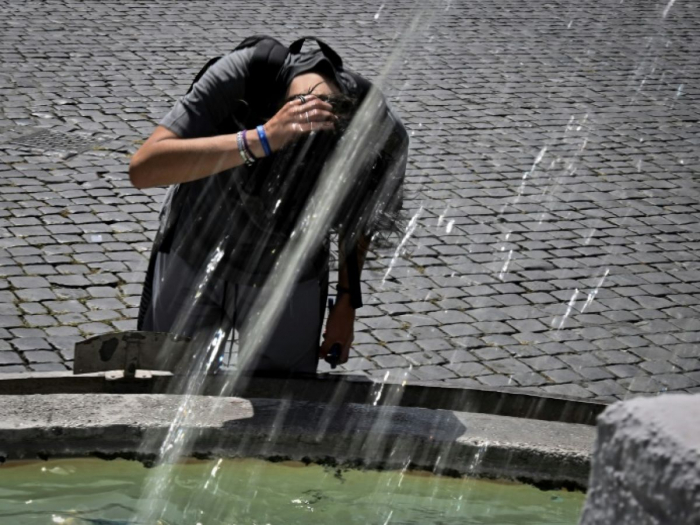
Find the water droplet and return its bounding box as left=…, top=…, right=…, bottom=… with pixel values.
left=374, top=3, right=385, bottom=20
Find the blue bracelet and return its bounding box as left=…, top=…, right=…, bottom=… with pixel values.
left=256, top=125, right=272, bottom=157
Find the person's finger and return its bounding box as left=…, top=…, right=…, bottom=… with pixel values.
left=302, top=108, right=336, bottom=122
left=319, top=337, right=332, bottom=359
left=299, top=121, right=335, bottom=134
left=294, top=97, right=333, bottom=114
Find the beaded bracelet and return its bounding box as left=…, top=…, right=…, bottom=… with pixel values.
left=236, top=131, right=255, bottom=166
left=241, top=129, right=256, bottom=162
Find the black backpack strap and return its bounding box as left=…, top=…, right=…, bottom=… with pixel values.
left=184, top=34, right=288, bottom=103
left=289, top=36, right=343, bottom=70
left=245, top=36, right=290, bottom=121
left=186, top=56, right=223, bottom=95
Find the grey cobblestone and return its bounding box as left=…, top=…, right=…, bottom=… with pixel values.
left=0, top=0, right=698, bottom=402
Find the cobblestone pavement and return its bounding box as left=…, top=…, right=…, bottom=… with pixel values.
left=1, top=0, right=699, bottom=402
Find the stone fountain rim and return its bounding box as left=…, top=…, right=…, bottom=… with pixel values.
left=0, top=392, right=595, bottom=492
left=0, top=370, right=606, bottom=426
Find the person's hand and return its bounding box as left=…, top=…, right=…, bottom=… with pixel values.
left=319, top=293, right=355, bottom=366
left=263, top=95, right=337, bottom=152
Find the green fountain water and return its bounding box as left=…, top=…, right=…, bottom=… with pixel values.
left=0, top=457, right=584, bottom=524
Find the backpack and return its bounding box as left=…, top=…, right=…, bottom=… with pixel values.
left=137, top=36, right=386, bottom=330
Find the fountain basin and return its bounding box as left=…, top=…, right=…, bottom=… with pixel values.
left=0, top=393, right=594, bottom=490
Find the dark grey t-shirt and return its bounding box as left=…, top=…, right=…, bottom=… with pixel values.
left=156, top=46, right=407, bottom=285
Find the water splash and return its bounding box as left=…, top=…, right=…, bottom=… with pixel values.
left=133, top=8, right=432, bottom=522
left=498, top=249, right=513, bottom=280
left=662, top=0, right=676, bottom=18
left=382, top=206, right=423, bottom=285
left=581, top=269, right=610, bottom=312
left=374, top=3, right=385, bottom=20
left=554, top=289, right=580, bottom=330
left=436, top=204, right=450, bottom=227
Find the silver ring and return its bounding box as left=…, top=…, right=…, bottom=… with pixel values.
left=297, top=95, right=306, bottom=105
left=305, top=112, right=311, bottom=124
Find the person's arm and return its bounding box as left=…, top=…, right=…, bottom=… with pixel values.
left=318, top=99, right=409, bottom=367
left=129, top=96, right=336, bottom=189
left=128, top=46, right=336, bottom=190
left=319, top=232, right=371, bottom=364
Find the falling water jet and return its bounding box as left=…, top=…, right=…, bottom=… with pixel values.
left=662, top=0, right=677, bottom=18
left=133, top=9, right=431, bottom=523
left=382, top=206, right=423, bottom=286
left=581, top=269, right=610, bottom=313
left=554, top=289, right=580, bottom=330
left=498, top=249, right=514, bottom=281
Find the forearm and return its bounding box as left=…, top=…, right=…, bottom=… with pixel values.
left=129, top=130, right=266, bottom=189
left=338, top=233, right=371, bottom=292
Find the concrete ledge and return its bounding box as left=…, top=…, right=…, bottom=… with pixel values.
left=0, top=371, right=606, bottom=425
left=0, top=394, right=595, bottom=490
left=580, top=394, right=700, bottom=524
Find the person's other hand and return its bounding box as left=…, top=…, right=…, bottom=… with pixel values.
left=319, top=293, right=355, bottom=366
left=263, top=95, right=336, bottom=152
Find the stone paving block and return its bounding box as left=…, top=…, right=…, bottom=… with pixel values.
left=77, top=322, right=114, bottom=336
left=654, top=373, right=698, bottom=390
left=521, top=355, right=566, bottom=371
left=438, top=348, right=476, bottom=364
left=585, top=379, right=628, bottom=398
left=476, top=375, right=514, bottom=387
left=445, top=361, right=490, bottom=377
left=85, top=310, right=121, bottom=322
left=440, top=324, right=481, bottom=337
left=542, top=383, right=594, bottom=399
left=0, top=352, right=23, bottom=365
left=487, top=358, right=532, bottom=375
left=24, top=315, right=58, bottom=327
left=510, top=371, right=548, bottom=387
left=544, top=368, right=584, bottom=384
left=595, top=350, right=640, bottom=365
left=351, top=344, right=390, bottom=358
left=22, top=350, right=62, bottom=363
left=473, top=347, right=510, bottom=361
left=8, top=276, right=51, bottom=288
left=403, top=351, right=446, bottom=366
left=381, top=341, right=417, bottom=354
left=0, top=365, right=28, bottom=373
left=639, top=360, right=679, bottom=375
left=472, top=321, right=516, bottom=334
left=395, top=314, right=436, bottom=328
left=606, top=364, right=644, bottom=379
left=29, top=363, right=69, bottom=372
left=577, top=366, right=615, bottom=381
left=373, top=330, right=412, bottom=343
left=414, top=338, right=452, bottom=352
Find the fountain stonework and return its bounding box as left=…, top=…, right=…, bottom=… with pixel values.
left=580, top=394, right=700, bottom=524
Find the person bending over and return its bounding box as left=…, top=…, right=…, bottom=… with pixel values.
left=129, top=36, right=408, bottom=375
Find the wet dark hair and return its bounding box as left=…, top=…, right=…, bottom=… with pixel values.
left=235, top=84, right=404, bottom=253
left=275, top=87, right=405, bottom=245
left=281, top=89, right=360, bottom=137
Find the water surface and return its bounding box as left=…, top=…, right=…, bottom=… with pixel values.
left=0, top=457, right=584, bottom=524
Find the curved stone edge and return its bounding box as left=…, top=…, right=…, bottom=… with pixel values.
left=0, top=394, right=595, bottom=491
left=0, top=371, right=607, bottom=425
left=579, top=393, right=700, bottom=525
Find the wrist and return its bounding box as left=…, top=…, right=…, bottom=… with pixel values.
left=335, top=290, right=354, bottom=309
left=244, top=129, right=266, bottom=159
